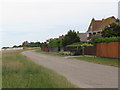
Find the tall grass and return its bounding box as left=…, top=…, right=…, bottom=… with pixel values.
left=2, top=50, right=77, bottom=88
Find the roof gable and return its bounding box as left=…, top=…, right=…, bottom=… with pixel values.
left=87, top=16, right=118, bottom=32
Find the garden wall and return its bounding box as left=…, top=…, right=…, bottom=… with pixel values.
left=96, top=42, right=120, bottom=58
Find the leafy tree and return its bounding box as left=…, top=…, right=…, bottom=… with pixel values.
left=101, top=23, right=120, bottom=37
left=48, top=38, right=64, bottom=48
left=63, top=30, right=80, bottom=46
left=48, top=39, right=58, bottom=47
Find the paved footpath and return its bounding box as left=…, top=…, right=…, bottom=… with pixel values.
left=22, top=50, right=118, bottom=88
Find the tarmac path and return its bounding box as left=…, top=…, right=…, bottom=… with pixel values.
left=22, top=50, right=118, bottom=88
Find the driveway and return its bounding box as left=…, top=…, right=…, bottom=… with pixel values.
left=22, top=50, right=118, bottom=88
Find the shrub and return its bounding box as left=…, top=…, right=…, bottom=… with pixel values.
left=48, top=39, right=58, bottom=47
left=48, top=38, right=64, bottom=49
left=91, top=37, right=120, bottom=44
left=90, top=34, right=102, bottom=44
left=67, top=43, right=93, bottom=47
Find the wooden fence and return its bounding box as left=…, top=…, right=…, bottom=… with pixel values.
left=96, top=42, right=120, bottom=58
left=84, top=46, right=96, bottom=56
left=64, top=47, right=82, bottom=55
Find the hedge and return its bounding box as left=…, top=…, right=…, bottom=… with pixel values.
left=67, top=43, right=93, bottom=47
left=92, top=37, right=120, bottom=44
left=48, top=38, right=63, bottom=48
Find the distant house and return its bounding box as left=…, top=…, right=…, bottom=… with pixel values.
left=46, top=35, right=64, bottom=43
left=77, top=32, right=87, bottom=41
left=59, top=35, right=64, bottom=39
left=46, top=38, right=53, bottom=43
left=22, top=41, right=29, bottom=46
left=86, top=16, right=120, bottom=40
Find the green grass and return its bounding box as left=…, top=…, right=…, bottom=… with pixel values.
left=2, top=50, right=77, bottom=88
left=73, top=56, right=118, bottom=67
left=36, top=49, right=70, bottom=57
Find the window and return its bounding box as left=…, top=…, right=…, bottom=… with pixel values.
left=93, top=32, right=96, bottom=35
left=89, top=26, right=92, bottom=30
left=90, top=26, right=92, bottom=29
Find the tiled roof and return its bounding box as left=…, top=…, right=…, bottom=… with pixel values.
left=87, top=16, right=120, bottom=32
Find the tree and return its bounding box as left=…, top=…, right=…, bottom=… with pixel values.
left=63, top=30, right=80, bottom=46
left=101, top=23, right=120, bottom=37
left=48, top=38, right=63, bottom=48
left=48, top=39, right=58, bottom=47
left=13, top=45, right=17, bottom=48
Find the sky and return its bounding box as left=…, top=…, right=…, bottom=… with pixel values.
left=0, top=0, right=119, bottom=48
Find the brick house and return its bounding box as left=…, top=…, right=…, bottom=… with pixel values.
left=22, top=41, right=29, bottom=46
left=86, top=16, right=120, bottom=40
left=46, top=35, right=64, bottom=43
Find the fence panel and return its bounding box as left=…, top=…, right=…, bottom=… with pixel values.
left=84, top=46, right=96, bottom=56
left=96, top=42, right=120, bottom=58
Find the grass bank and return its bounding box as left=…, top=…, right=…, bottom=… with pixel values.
left=73, top=56, right=118, bottom=67
left=2, top=50, right=77, bottom=88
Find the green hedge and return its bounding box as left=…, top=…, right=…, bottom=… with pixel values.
left=92, top=37, right=120, bottom=44
left=67, top=43, right=93, bottom=47
left=48, top=39, right=63, bottom=48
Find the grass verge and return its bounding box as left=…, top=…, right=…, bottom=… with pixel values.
left=73, top=56, right=118, bottom=67
left=2, top=50, right=77, bottom=88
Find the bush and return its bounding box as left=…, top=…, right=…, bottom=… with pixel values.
left=90, top=34, right=102, bottom=44
left=59, top=51, right=74, bottom=56
left=48, top=38, right=64, bottom=48
left=91, top=37, right=120, bottom=44
left=48, top=39, right=58, bottom=47
left=67, top=43, right=93, bottom=47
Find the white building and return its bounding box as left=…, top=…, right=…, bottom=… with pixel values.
left=118, top=1, right=120, bottom=20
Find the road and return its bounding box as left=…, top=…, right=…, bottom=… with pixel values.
left=22, top=50, right=118, bottom=88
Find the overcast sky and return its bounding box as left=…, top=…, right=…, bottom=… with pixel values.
left=0, top=0, right=119, bottom=48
